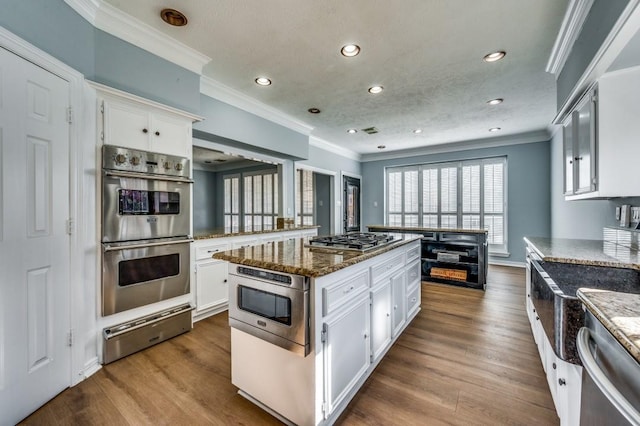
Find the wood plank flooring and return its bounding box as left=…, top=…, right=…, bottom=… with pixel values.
left=21, top=266, right=558, bottom=425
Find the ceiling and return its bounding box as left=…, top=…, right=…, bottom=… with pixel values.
left=103, top=0, right=569, bottom=155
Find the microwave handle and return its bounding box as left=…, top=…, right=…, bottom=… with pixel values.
left=103, top=238, right=193, bottom=252
left=103, top=170, right=194, bottom=184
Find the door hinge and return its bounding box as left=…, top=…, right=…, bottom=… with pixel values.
left=66, top=218, right=74, bottom=235
left=321, top=401, right=328, bottom=416
left=320, top=323, right=328, bottom=343
left=67, top=329, right=74, bottom=347
left=100, top=101, right=104, bottom=114
left=66, top=107, right=73, bottom=124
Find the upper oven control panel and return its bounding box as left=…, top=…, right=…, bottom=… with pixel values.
left=102, top=145, right=190, bottom=178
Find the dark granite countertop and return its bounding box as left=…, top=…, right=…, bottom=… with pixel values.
left=577, top=289, right=640, bottom=364
left=524, top=237, right=640, bottom=271
left=368, top=225, right=488, bottom=234
left=194, top=225, right=319, bottom=240
left=212, top=234, right=421, bottom=278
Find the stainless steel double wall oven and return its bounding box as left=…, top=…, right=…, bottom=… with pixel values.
left=101, top=145, right=192, bottom=316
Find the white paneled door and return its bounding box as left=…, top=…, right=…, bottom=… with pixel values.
left=0, top=47, right=71, bottom=424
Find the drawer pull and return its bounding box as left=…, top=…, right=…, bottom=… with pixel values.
left=343, top=285, right=355, bottom=294
left=411, top=297, right=417, bottom=303
left=207, top=249, right=219, bottom=253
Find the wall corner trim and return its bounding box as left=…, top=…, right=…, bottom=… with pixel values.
left=309, top=136, right=362, bottom=162
left=546, top=0, right=595, bottom=76
left=200, top=76, right=314, bottom=136
left=63, top=0, right=211, bottom=75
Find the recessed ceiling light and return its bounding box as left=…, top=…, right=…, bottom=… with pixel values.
left=341, top=44, right=361, bottom=57
left=489, top=127, right=501, bottom=132
left=413, top=129, right=423, bottom=134
left=308, top=107, right=321, bottom=114
left=487, top=98, right=504, bottom=105
left=347, top=129, right=358, bottom=134
left=160, top=8, right=188, bottom=26
left=255, top=77, right=272, bottom=86
left=483, top=51, right=506, bottom=62
left=377, top=145, right=386, bottom=149
left=368, top=85, right=384, bottom=94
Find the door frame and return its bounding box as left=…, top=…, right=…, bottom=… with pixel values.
left=293, top=163, right=338, bottom=235
left=0, top=27, right=88, bottom=385
left=341, top=171, right=362, bottom=233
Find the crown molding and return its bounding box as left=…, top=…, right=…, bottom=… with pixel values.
left=546, top=0, right=595, bottom=76
left=360, top=130, right=551, bottom=162
left=200, top=76, right=314, bottom=136
left=308, top=136, right=361, bottom=162
left=64, top=0, right=211, bottom=75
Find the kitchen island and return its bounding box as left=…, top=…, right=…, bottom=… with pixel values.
left=213, top=234, right=422, bottom=425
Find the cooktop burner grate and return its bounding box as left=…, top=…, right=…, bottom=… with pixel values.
left=306, top=233, right=398, bottom=252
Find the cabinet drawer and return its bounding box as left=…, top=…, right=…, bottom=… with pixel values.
left=406, top=244, right=420, bottom=262
left=439, top=232, right=479, bottom=243
left=406, top=259, right=421, bottom=286
left=407, top=284, right=420, bottom=316
left=371, top=252, right=404, bottom=282
left=322, top=270, right=369, bottom=316
left=195, top=242, right=229, bottom=260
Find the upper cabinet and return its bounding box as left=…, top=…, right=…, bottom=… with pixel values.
left=93, top=83, right=202, bottom=158
left=563, top=66, right=640, bottom=200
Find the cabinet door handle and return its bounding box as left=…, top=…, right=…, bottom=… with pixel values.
left=558, top=378, right=566, bottom=386
left=343, top=285, right=355, bottom=294
left=363, top=333, right=368, bottom=339
left=394, top=305, right=398, bottom=310
left=535, top=316, right=539, bottom=321
left=223, top=279, right=227, bottom=283
left=155, top=131, right=160, bottom=136
left=142, top=128, right=148, bottom=133
left=552, top=362, right=556, bottom=370
left=411, top=297, right=417, bottom=303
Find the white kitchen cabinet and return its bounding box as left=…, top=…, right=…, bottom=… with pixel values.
left=556, top=358, right=582, bottom=426
left=563, top=65, right=640, bottom=199
left=93, top=83, right=200, bottom=158
left=195, top=259, right=229, bottom=315
left=322, top=292, right=370, bottom=417
left=370, top=281, right=392, bottom=363
left=390, top=269, right=407, bottom=337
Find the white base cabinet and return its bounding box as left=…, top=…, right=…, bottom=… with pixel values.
left=195, top=260, right=228, bottom=315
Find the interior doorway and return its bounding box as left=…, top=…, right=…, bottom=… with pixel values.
left=343, top=175, right=361, bottom=233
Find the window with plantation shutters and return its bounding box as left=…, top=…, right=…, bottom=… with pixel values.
left=224, top=169, right=278, bottom=233
left=296, top=169, right=314, bottom=226
left=385, top=157, right=507, bottom=253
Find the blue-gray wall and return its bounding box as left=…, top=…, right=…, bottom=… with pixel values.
left=361, top=141, right=551, bottom=263
left=195, top=95, right=310, bottom=160
left=298, top=144, right=361, bottom=176
left=315, top=173, right=332, bottom=236
left=193, top=169, right=218, bottom=233
left=550, top=129, right=640, bottom=238
left=1, top=0, right=201, bottom=113
left=557, top=0, right=631, bottom=108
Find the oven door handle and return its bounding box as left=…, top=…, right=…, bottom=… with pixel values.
left=577, top=327, right=640, bottom=424
left=103, top=238, right=193, bottom=252
left=103, top=170, right=194, bottom=184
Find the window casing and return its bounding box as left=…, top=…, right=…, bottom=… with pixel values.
left=224, top=170, right=278, bottom=233
left=386, top=157, right=507, bottom=253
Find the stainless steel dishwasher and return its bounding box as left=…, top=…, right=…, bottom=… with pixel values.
left=577, top=310, right=640, bottom=426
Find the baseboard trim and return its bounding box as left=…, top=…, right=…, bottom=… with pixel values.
left=82, top=358, right=102, bottom=380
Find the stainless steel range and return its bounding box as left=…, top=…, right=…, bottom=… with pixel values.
left=306, top=232, right=399, bottom=252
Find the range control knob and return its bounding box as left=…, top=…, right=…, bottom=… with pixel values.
left=164, top=161, right=171, bottom=170
left=115, top=154, right=126, bottom=165
left=175, top=163, right=184, bottom=171
left=130, top=156, right=141, bottom=166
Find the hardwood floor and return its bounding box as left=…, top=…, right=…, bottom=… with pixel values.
left=21, top=266, right=558, bottom=425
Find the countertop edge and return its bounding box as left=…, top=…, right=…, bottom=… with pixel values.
left=368, top=225, right=488, bottom=234
left=213, top=236, right=421, bottom=278
left=577, top=289, right=640, bottom=364
left=194, top=225, right=320, bottom=240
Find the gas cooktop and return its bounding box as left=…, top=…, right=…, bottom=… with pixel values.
left=306, top=233, right=399, bottom=253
